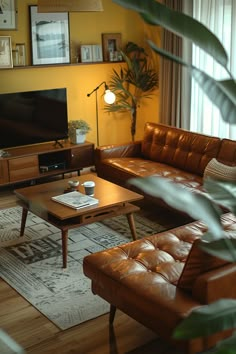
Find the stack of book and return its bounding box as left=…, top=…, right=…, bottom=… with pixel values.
left=51, top=191, right=98, bottom=209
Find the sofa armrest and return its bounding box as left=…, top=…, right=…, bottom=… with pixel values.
left=95, top=141, right=142, bottom=161
left=192, top=264, right=236, bottom=304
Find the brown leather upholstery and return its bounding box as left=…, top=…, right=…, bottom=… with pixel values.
left=217, top=139, right=236, bottom=164
left=83, top=213, right=236, bottom=353
left=141, top=123, right=221, bottom=175
left=95, top=123, right=236, bottom=210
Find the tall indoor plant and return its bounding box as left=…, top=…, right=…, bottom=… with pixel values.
left=113, top=1, right=236, bottom=352
left=104, top=41, right=158, bottom=141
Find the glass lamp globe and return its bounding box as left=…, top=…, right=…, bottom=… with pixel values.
left=104, top=89, right=116, bottom=104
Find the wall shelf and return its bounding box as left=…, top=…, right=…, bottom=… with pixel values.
left=1, top=61, right=124, bottom=71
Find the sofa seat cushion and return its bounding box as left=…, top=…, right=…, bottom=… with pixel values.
left=84, top=235, right=202, bottom=336
left=99, top=157, right=204, bottom=192
left=84, top=219, right=208, bottom=292
left=84, top=213, right=236, bottom=300
left=83, top=213, right=236, bottom=350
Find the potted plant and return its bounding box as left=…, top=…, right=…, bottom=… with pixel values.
left=104, top=41, right=158, bottom=142
left=68, top=119, right=91, bottom=144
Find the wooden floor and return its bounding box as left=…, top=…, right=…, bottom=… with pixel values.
left=0, top=175, right=188, bottom=354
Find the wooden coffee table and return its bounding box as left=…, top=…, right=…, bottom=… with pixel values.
left=14, top=174, right=143, bottom=268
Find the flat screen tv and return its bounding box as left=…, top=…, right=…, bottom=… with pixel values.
left=0, top=88, right=68, bottom=150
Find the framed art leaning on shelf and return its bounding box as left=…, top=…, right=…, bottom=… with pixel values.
left=0, top=36, right=13, bottom=68
left=80, top=45, right=92, bottom=63
left=102, top=33, right=122, bottom=62
left=29, top=5, right=70, bottom=65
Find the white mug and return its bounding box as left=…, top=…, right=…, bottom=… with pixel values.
left=83, top=181, right=95, bottom=196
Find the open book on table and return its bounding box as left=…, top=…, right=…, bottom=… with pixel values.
left=51, top=191, right=99, bottom=209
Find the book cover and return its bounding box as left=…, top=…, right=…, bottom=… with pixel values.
left=52, top=191, right=99, bottom=209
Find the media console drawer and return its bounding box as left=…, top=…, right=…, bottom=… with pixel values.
left=0, top=160, right=9, bottom=184
left=9, top=156, right=39, bottom=182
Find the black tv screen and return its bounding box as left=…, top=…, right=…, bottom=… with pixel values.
left=0, top=88, right=68, bottom=149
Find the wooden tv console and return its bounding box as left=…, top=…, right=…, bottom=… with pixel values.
left=0, top=141, right=94, bottom=187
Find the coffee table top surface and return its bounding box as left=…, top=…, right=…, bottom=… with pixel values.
left=14, top=174, right=143, bottom=220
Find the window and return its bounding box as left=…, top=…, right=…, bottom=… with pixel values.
left=190, top=0, right=236, bottom=139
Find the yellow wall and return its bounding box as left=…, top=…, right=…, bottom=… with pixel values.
left=0, top=0, right=160, bottom=146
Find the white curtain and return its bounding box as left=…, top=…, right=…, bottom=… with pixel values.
left=190, top=0, right=236, bottom=139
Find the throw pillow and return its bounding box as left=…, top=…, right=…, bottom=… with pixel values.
left=204, top=158, right=236, bottom=182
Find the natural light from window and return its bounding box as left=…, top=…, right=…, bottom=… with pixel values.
left=190, top=0, right=236, bottom=139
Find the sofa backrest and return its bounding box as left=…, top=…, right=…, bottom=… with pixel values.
left=177, top=239, right=228, bottom=292
left=141, top=123, right=222, bottom=176
left=217, top=138, right=236, bottom=165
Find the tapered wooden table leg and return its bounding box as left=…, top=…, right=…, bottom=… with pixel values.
left=62, top=230, right=68, bottom=269
left=109, top=304, right=116, bottom=325
left=126, top=213, right=137, bottom=240
left=20, top=207, right=28, bottom=237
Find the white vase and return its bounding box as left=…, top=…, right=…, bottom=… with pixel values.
left=70, top=129, right=86, bottom=144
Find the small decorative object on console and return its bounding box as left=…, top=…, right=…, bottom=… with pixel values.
left=0, top=150, right=10, bottom=157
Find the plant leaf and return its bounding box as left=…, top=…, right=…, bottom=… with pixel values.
left=203, top=332, right=236, bottom=354
left=191, top=69, right=236, bottom=124
left=147, top=40, right=236, bottom=124
left=112, top=0, right=228, bottom=66
left=203, top=179, right=236, bottom=214
left=199, top=238, right=236, bottom=262
left=173, top=299, right=236, bottom=339
left=128, top=176, right=223, bottom=238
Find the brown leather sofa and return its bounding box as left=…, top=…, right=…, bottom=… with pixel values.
left=83, top=212, right=236, bottom=353
left=95, top=122, right=236, bottom=209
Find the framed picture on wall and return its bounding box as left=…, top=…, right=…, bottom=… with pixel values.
left=0, top=0, right=17, bottom=30
left=0, top=36, right=13, bottom=68
left=102, top=33, right=122, bottom=62
left=29, top=5, right=70, bottom=65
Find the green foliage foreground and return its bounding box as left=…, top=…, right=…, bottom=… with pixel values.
left=113, top=0, right=236, bottom=353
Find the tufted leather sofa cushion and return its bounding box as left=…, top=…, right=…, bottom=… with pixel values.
left=84, top=213, right=236, bottom=298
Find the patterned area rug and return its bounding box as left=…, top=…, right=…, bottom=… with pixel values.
left=0, top=206, right=166, bottom=330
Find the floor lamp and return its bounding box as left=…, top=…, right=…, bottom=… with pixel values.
left=87, top=81, right=116, bottom=147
